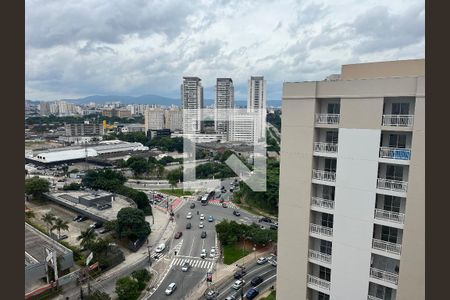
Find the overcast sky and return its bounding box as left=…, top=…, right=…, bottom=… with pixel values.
left=26, top=0, right=424, bottom=101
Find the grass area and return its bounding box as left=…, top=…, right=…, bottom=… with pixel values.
left=157, top=189, right=193, bottom=197
left=261, top=291, right=276, bottom=300
left=223, top=244, right=251, bottom=265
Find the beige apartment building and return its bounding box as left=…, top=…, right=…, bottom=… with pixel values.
left=277, top=59, right=424, bottom=300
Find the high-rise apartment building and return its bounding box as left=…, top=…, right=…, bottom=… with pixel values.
left=144, top=108, right=165, bottom=132
left=215, top=78, right=234, bottom=140
left=64, top=122, right=104, bottom=136
left=277, top=59, right=425, bottom=300
left=229, top=112, right=255, bottom=143
left=39, top=101, right=50, bottom=116
left=181, top=77, right=204, bottom=133
left=247, top=76, right=267, bottom=142
left=164, top=108, right=183, bottom=132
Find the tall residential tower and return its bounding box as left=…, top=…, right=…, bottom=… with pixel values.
left=215, top=78, right=234, bottom=140
left=247, top=76, right=266, bottom=142
left=181, top=76, right=204, bottom=134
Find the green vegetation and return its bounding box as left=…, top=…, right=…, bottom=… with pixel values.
left=234, top=159, right=280, bottom=216
left=267, top=110, right=281, bottom=132
left=41, top=212, right=56, bottom=235
left=82, top=169, right=152, bottom=215
left=196, top=162, right=235, bottom=179
left=261, top=291, right=276, bottom=300
left=62, top=182, right=81, bottom=190
left=51, top=218, right=69, bottom=239
left=157, top=188, right=192, bottom=197
left=115, top=207, right=151, bottom=241
left=131, top=269, right=152, bottom=291
left=223, top=244, right=251, bottom=265
left=115, top=276, right=141, bottom=300
left=216, top=220, right=277, bottom=247
left=266, top=129, right=280, bottom=153
left=86, top=290, right=112, bottom=300
left=77, top=228, right=98, bottom=249
left=166, top=168, right=183, bottom=189
left=148, top=136, right=183, bottom=152
left=25, top=177, right=50, bottom=200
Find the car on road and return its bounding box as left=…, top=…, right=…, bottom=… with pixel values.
left=225, top=295, right=237, bottom=300
left=190, top=203, right=195, bottom=209
left=222, top=202, right=228, bottom=208
left=200, top=214, right=205, bottom=220
left=250, top=276, right=264, bottom=286
left=73, top=215, right=83, bottom=221
left=268, top=256, right=277, bottom=266
left=210, top=248, right=216, bottom=258
left=270, top=224, right=278, bottom=230
left=245, top=288, right=259, bottom=299
left=199, top=222, right=204, bottom=228
left=165, top=282, right=177, bottom=295
left=206, top=290, right=217, bottom=300
left=181, top=262, right=190, bottom=272
left=201, top=231, right=207, bottom=238
left=89, top=222, right=103, bottom=229
left=233, top=269, right=247, bottom=279
left=208, top=215, right=214, bottom=222
left=201, top=249, right=207, bottom=258
left=257, top=257, right=268, bottom=265
left=99, top=228, right=110, bottom=234
left=186, top=222, right=192, bottom=229
left=259, top=217, right=273, bottom=223
left=187, top=212, right=192, bottom=219
left=232, top=279, right=245, bottom=290
left=233, top=210, right=241, bottom=216
left=77, top=216, right=88, bottom=222
left=174, top=231, right=183, bottom=239
left=229, top=187, right=234, bottom=192
left=155, top=243, right=166, bottom=253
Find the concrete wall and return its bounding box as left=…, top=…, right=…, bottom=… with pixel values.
left=341, top=59, right=425, bottom=80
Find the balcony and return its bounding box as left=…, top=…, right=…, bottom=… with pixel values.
left=372, top=239, right=402, bottom=256
left=374, top=209, right=405, bottom=224
left=309, top=249, right=332, bottom=264
left=377, top=178, right=408, bottom=193
left=313, top=142, right=338, bottom=155
left=368, top=295, right=384, bottom=300
left=382, top=115, right=414, bottom=128
left=315, top=114, right=340, bottom=125
left=310, top=223, right=333, bottom=238
left=312, top=170, right=336, bottom=183
left=370, top=268, right=399, bottom=285
left=307, top=274, right=331, bottom=291
left=379, top=147, right=411, bottom=161
left=311, top=197, right=335, bottom=210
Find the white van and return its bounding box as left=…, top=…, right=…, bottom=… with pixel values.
left=155, top=243, right=166, bottom=253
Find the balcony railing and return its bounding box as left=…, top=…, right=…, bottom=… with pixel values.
left=310, top=223, right=333, bottom=237
left=308, top=249, right=332, bottom=264
left=370, top=267, right=399, bottom=285
left=368, top=295, right=384, bottom=300
left=312, top=170, right=336, bottom=182
left=379, top=147, right=411, bottom=161
left=374, top=208, right=405, bottom=224
left=311, top=197, right=335, bottom=210
left=314, top=142, right=338, bottom=154
left=307, top=274, right=331, bottom=291
left=372, top=238, right=402, bottom=256
left=377, top=178, right=408, bottom=193
left=382, top=115, right=414, bottom=127
left=315, top=114, right=340, bottom=125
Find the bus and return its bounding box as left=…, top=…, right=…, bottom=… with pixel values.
left=200, top=191, right=216, bottom=205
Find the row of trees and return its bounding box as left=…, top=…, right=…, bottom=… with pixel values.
left=215, top=220, right=277, bottom=246
left=117, top=155, right=182, bottom=177
left=115, top=269, right=152, bottom=300
left=104, top=132, right=184, bottom=153
left=266, top=110, right=281, bottom=132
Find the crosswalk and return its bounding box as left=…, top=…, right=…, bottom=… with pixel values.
left=172, top=257, right=215, bottom=270
left=208, top=200, right=238, bottom=209
left=171, top=240, right=183, bottom=254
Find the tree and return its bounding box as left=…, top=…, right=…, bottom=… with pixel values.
left=86, top=290, right=111, bottom=300
left=52, top=218, right=69, bottom=239
left=41, top=212, right=56, bottom=235
left=127, top=156, right=148, bottom=176
left=115, top=276, right=141, bottom=300
left=77, top=229, right=97, bottom=249
left=131, top=269, right=151, bottom=291
left=25, top=210, right=35, bottom=220
left=167, top=168, right=182, bottom=189
left=115, top=208, right=151, bottom=241
left=63, top=182, right=81, bottom=190
left=25, top=177, right=50, bottom=200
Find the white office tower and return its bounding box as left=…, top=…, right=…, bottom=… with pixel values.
left=276, top=59, right=425, bottom=300
left=144, top=107, right=165, bottom=132
left=181, top=77, right=204, bottom=134
left=247, top=76, right=267, bottom=142
left=215, top=78, right=234, bottom=140
left=164, top=108, right=183, bottom=132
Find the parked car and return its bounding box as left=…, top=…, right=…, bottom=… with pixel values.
left=234, top=269, right=247, bottom=279
left=77, top=216, right=88, bottom=222
left=181, top=262, right=190, bottom=272
left=165, top=282, right=177, bottom=295
left=190, top=203, right=196, bottom=209
left=73, top=215, right=82, bottom=221
left=58, top=234, right=68, bottom=241
left=208, top=215, right=214, bottom=222
left=206, top=290, right=217, bottom=300
left=250, top=276, right=264, bottom=286
left=174, top=231, right=183, bottom=239
left=199, top=222, right=204, bottom=228
left=257, top=257, right=268, bottom=265
left=200, top=214, right=205, bottom=220
left=222, top=202, right=228, bottom=208
left=200, top=249, right=207, bottom=258
left=259, top=217, right=273, bottom=223
left=201, top=231, right=207, bottom=238
left=186, top=222, right=192, bottom=229
left=90, top=222, right=103, bottom=229
left=99, top=228, right=110, bottom=234
left=233, top=210, right=241, bottom=216
left=225, top=295, right=237, bottom=300
left=186, top=212, right=192, bottom=219
left=155, top=243, right=166, bottom=253
left=245, top=288, right=259, bottom=299
left=232, top=279, right=245, bottom=290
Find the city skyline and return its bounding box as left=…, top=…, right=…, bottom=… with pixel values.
left=26, top=0, right=424, bottom=102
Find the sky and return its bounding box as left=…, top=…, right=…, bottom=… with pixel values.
left=25, top=0, right=425, bottom=101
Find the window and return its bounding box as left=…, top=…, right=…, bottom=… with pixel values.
left=391, top=103, right=409, bottom=115
left=322, top=186, right=335, bottom=200
left=321, top=213, right=334, bottom=228
left=324, top=159, right=337, bottom=172
left=386, top=165, right=404, bottom=181
left=318, top=292, right=330, bottom=300
left=327, top=103, right=340, bottom=114
left=388, top=134, right=407, bottom=148
left=325, top=131, right=338, bottom=144
left=320, top=240, right=332, bottom=255
left=375, top=285, right=393, bottom=299
left=319, top=266, right=331, bottom=281
left=383, top=196, right=401, bottom=213
left=381, top=226, right=398, bottom=243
